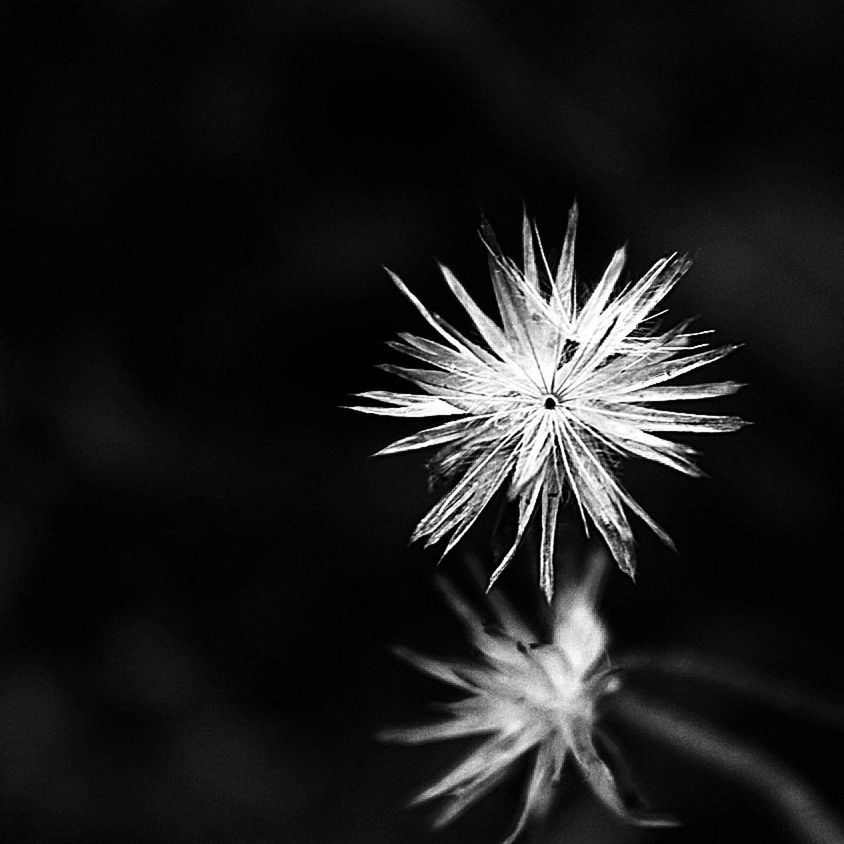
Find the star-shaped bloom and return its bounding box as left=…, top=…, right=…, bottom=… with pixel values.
left=381, top=561, right=672, bottom=841
left=352, top=205, right=745, bottom=598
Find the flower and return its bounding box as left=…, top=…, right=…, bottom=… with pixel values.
left=381, top=557, right=672, bottom=841
left=352, top=205, right=745, bottom=598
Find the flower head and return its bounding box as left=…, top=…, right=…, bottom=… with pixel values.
left=382, top=556, right=671, bottom=841
left=353, top=205, right=745, bottom=598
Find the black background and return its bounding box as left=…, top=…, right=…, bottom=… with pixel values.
left=1, top=1, right=843, bottom=841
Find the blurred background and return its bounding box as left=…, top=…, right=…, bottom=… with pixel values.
left=1, top=0, right=843, bottom=841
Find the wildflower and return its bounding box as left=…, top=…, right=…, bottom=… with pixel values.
left=381, top=559, right=672, bottom=841
left=352, top=205, right=745, bottom=598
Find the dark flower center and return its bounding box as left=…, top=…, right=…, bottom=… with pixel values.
left=543, top=395, right=558, bottom=410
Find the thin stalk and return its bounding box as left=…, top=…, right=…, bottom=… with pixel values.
left=615, top=650, right=844, bottom=729
left=609, top=691, right=844, bottom=844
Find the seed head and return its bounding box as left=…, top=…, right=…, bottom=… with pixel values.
left=352, top=205, right=746, bottom=597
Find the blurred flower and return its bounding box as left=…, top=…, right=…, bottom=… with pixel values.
left=353, top=205, right=745, bottom=597
left=381, top=559, right=671, bottom=841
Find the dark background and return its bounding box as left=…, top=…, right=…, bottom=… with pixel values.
left=1, top=1, right=843, bottom=841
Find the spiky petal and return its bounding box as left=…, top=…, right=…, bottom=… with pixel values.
left=352, top=205, right=746, bottom=597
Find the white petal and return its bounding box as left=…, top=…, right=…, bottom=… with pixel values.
left=613, top=344, right=741, bottom=395
left=413, top=435, right=517, bottom=546
left=559, top=416, right=636, bottom=577
left=554, top=202, right=578, bottom=320
left=609, top=380, right=744, bottom=403
left=379, top=715, right=496, bottom=745
left=539, top=486, right=561, bottom=603
left=487, top=473, right=545, bottom=589
left=500, top=744, right=556, bottom=844
left=375, top=416, right=482, bottom=456
left=349, top=391, right=462, bottom=417
left=391, top=645, right=474, bottom=691
left=438, top=263, right=514, bottom=360
left=595, top=405, right=748, bottom=433
left=575, top=245, right=627, bottom=337
left=412, top=731, right=535, bottom=806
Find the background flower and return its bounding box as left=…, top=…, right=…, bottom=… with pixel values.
left=382, top=556, right=675, bottom=841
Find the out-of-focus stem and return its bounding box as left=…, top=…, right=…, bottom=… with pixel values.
left=609, top=691, right=844, bottom=844
left=615, top=650, right=844, bottom=729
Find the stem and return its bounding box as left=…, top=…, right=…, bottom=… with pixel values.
left=608, top=691, right=844, bottom=844
left=615, top=650, right=844, bottom=729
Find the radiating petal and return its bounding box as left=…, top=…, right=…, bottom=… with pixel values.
left=375, top=417, right=484, bottom=455
left=609, top=380, right=745, bottom=403
left=559, top=417, right=636, bottom=577
left=554, top=202, right=578, bottom=320
left=412, top=732, right=537, bottom=806
left=500, top=745, right=555, bottom=844
left=390, top=645, right=475, bottom=691
left=595, top=405, right=748, bottom=433
left=522, top=207, right=538, bottom=290
left=539, top=486, right=561, bottom=603
left=487, top=473, right=545, bottom=589
left=439, top=263, right=514, bottom=360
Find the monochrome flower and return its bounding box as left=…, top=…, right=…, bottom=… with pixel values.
left=381, top=563, right=672, bottom=841
left=352, top=205, right=745, bottom=598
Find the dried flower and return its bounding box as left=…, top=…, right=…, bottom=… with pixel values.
left=353, top=205, right=745, bottom=597
left=381, top=560, right=672, bottom=841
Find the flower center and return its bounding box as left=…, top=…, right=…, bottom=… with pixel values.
left=543, top=395, right=558, bottom=410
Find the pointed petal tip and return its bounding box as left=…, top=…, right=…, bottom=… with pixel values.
left=485, top=556, right=511, bottom=591
left=620, top=561, right=637, bottom=583
left=383, top=266, right=404, bottom=286
left=409, top=527, right=429, bottom=548
left=372, top=442, right=401, bottom=457
left=408, top=791, right=430, bottom=809
left=385, top=268, right=421, bottom=303
left=409, top=525, right=425, bottom=544
left=375, top=727, right=402, bottom=744
left=390, top=643, right=414, bottom=661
